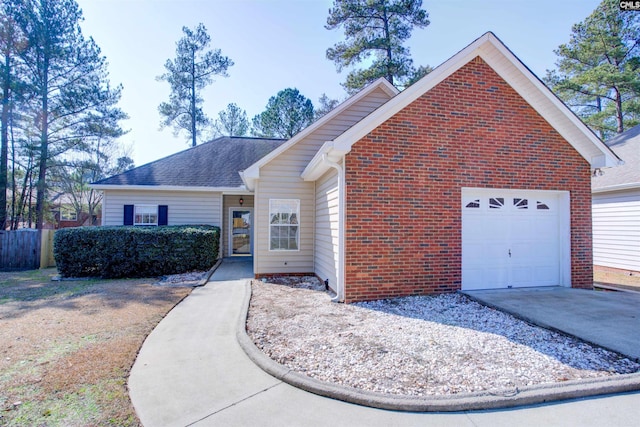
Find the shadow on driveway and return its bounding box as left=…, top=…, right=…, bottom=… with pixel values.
left=463, top=287, right=640, bottom=361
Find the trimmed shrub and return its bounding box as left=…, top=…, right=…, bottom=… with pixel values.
left=54, top=225, right=220, bottom=278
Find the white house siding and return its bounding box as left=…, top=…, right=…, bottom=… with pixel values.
left=101, top=190, right=222, bottom=226
left=314, top=168, right=339, bottom=291
left=254, top=87, right=393, bottom=275
left=592, top=188, right=640, bottom=272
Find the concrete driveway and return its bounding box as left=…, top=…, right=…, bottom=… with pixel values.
left=463, top=287, right=640, bottom=361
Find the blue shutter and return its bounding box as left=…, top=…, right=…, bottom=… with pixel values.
left=158, top=205, right=168, bottom=226
left=124, top=205, right=134, bottom=225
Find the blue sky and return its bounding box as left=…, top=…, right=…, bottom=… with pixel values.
left=75, top=0, right=601, bottom=166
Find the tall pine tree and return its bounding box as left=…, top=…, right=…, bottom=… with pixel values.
left=0, top=8, right=26, bottom=230
left=158, top=23, right=233, bottom=147
left=325, top=0, right=430, bottom=92
left=545, top=0, right=640, bottom=139
left=9, top=0, right=126, bottom=229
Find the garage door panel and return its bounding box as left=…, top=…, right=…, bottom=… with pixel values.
left=462, top=189, right=563, bottom=290
left=486, top=267, right=509, bottom=287
left=534, top=266, right=559, bottom=285
left=510, top=266, right=533, bottom=286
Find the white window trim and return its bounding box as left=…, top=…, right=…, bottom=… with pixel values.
left=269, top=199, right=300, bottom=252
left=134, top=204, right=159, bottom=226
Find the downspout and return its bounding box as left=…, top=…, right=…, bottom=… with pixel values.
left=322, top=153, right=345, bottom=303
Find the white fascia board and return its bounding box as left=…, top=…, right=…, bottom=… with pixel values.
left=301, top=142, right=348, bottom=181
left=592, top=182, right=640, bottom=193
left=242, top=78, right=399, bottom=184
left=90, top=184, right=245, bottom=193
left=478, top=35, right=621, bottom=169
left=331, top=32, right=621, bottom=169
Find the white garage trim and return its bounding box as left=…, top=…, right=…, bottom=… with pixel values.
left=461, top=188, right=571, bottom=290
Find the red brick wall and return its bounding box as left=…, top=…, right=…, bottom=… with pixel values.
left=343, top=57, right=593, bottom=303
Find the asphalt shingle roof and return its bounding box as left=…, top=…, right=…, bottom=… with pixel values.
left=93, top=136, right=286, bottom=188
left=592, top=125, right=640, bottom=190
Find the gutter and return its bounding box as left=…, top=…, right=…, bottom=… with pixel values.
left=321, top=153, right=345, bottom=303
left=592, top=181, right=640, bottom=194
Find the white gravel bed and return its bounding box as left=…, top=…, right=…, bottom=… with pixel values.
left=155, top=270, right=207, bottom=287
left=246, top=277, right=640, bottom=397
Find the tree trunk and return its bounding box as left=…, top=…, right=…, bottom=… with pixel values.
left=382, top=6, right=394, bottom=86
left=614, top=87, right=624, bottom=134
left=596, top=96, right=605, bottom=140
left=10, top=111, right=16, bottom=230
left=35, top=62, right=48, bottom=229
left=190, top=51, right=197, bottom=147
left=0, top=52, right=10, bottom=230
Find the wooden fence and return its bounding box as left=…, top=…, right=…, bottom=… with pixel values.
left=0, top=229, right=56, bottom=271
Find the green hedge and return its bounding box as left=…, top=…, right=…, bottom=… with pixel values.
left=54, top=225, right=220, bottom=278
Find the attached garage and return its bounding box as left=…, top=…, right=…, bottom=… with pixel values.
left=462, top=188, right=571, bottom=291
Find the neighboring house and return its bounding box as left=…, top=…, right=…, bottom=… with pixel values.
left=94, top=33, right=619, bottom=303
left=592, top=125, right=640, bottom=273
left=50, top=193, right=101, bottom=228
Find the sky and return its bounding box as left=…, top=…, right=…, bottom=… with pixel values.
left=75, top=0, right=602, bottom=166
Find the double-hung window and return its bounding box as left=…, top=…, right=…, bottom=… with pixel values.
left=269, top=199, right=299, bottom=251
left=134, top=205, right=158, bottom=226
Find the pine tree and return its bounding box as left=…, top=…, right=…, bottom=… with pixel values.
left=545, top=0, right=640, bottom=138
left=158, top=23, right=233, bottom=147
left=10, top=0, right=126, bottom=229
left=213, top=103, right=249, bottom=137
left=251, top=88, right=314, bottom=139
left=325, top=0, right=430, bottom=92
left=0, top=8, right=26, bottom=230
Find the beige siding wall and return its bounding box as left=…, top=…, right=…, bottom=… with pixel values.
left=222, top=195, right=254, bottom=257
left=254, top=87, right=393, bottom=275
left=102, top=190, right=222, bottom=226
left=314, top=168, right=339, bottom=291
left=254, top=178, right=316, bottom=274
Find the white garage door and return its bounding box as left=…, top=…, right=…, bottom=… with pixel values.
left=462, top=189, right=567, bottom=291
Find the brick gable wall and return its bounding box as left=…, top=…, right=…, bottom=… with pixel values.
left=343, top=57, right=592, bottom=303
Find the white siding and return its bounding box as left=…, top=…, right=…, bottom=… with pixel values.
left=593, top=189, right=640, bottom=272
left=314, top=168, right=339, bottom=291
left=102, top=190, right=222, bottom=226
left=255, top=87, right=393, bottom=275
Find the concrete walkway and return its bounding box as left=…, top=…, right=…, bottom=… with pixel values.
left=129, top=260, right=640, bottom=426
left=463, top=287, right=640, bottom=361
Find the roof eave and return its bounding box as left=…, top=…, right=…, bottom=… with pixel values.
left=90, top=184, right=249, bottom=193
left=592, top=181, right=640, bottom=193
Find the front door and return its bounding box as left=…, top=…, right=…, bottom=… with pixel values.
left=230, top=208, right=252, bottom=256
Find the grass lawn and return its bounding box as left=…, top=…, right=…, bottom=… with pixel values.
left=0, top=269, right=191, bottom=427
